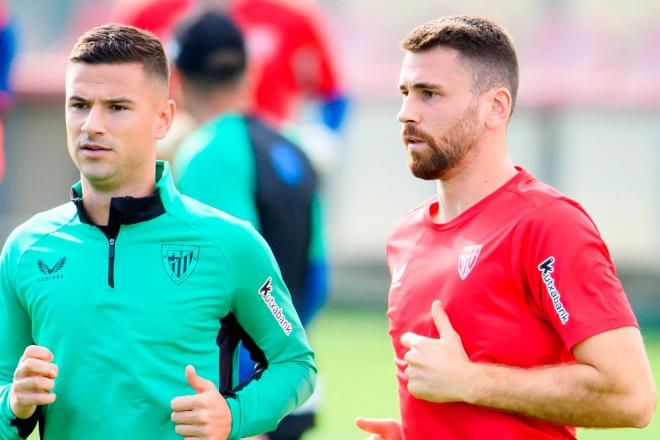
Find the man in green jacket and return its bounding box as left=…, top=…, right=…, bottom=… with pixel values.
left=0, top=23, right=316, bottom=440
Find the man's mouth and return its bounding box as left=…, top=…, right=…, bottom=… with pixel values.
left=402, top=125, right=429, bottom=148
left=405, top=136, right=424, bottom=145
left=79, top=142, right=113, bottom=158
left=404, top=134, right=429, bottom=151
left=80, top=142, right=110, bottom=151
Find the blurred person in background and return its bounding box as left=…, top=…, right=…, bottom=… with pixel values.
left=171, top=11, right=327, bottom=440
left=228, top=0, right=349, bottom=175
left=0, top=23, right=316, bottom=440
left=356, top=15, right=656, bottom=440
left=0, top=0, right=16, bottom=183
left=112, top=0, right=349, bottom=174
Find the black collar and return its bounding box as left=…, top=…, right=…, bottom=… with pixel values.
left=71, top=187, right=165, bottom=238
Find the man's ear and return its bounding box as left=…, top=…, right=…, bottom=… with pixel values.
left=155, top=98, right=176, bottom=140
left=483, top=87, right=511, bottom=130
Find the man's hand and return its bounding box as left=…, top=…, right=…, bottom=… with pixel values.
left=400, top=300, right=473, bottom=403
left=9, top=345, right=58, bottom=419
left=170, top=365, right=232, bottom=440
left=355, top=417, right=402, bottom=440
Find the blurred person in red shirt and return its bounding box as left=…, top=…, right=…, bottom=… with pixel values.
left=112, top=0, right=349, bottom=173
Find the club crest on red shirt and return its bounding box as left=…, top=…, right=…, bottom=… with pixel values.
left=458, top=244, right=483, bottom=280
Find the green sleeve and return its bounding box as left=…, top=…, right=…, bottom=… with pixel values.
left=308, top=194, right=326, bottom=264
left=173, top=117, right=261, bottom=230
left=222, top=226, right=316, bottom=439
left=0, top=236, right=33, bottom=440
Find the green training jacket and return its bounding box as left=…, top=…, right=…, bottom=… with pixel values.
left=0, top=161, right=316, bottom=440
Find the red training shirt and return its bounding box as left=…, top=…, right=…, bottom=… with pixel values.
left=386, top=168, right=637, bottom=440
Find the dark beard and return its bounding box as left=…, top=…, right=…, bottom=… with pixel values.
left=409, top=143, right=465, bottom=180
left=405, top=104, right=479, bottom=180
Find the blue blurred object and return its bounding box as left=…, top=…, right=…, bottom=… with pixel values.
left=269, top=141, right=305, bottom=186
left=320, top=94, right=349, bottom=133
left=299, top=260, right=329, bottom=327
left=0, top=20, right=16, bottom=97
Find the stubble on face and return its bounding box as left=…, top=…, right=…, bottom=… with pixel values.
left=403, top=101, right=480, bottom=180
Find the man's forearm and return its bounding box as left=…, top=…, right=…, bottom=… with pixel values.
left=229, top=358, right=316, bottom=439
left=464, top=361, right=648, bottom=428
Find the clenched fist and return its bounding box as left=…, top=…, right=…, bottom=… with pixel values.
left=10, top=345, right=58, bottom=419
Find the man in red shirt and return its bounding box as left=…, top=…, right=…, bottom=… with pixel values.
left=357, top=16, right=656, bottom=440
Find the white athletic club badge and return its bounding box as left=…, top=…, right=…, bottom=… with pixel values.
left=457, top=244, right=483, bottom=280
left=162, top=245, right=200, bottom=285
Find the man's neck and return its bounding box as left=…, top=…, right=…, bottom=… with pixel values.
left=433, top=142, right=517, bottom=224
left=189, top=88, right=249, bottom=125
left=80, top=177, right=156, bottom=226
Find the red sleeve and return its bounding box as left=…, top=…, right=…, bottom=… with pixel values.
left=515, top=199, right=638, bottom=349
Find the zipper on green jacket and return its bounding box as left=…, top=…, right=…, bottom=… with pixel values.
left=102, top=207, right=121, bottom=289
left=108, top=238, right=116, bottom=288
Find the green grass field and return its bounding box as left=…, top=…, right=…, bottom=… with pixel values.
left=27, top=308, right=659, bottom=439
left=303, top=308, right=660, bottom=440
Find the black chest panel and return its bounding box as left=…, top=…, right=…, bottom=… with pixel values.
left=245, top=116, right=318, bottom=310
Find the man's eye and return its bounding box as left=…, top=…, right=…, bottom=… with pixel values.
left=422, top=90, right=436, bottom=98
left=70, top=102, right=88, bottom=110
left=110, top=104, right=127, bottom=111
left=400, top=90, right=409, bottom=97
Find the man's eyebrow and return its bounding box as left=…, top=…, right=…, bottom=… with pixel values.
left=67, top=95, right=136, bottom=105
left=104, top=97, right=136, bottom=105
left=411, top=82, right=445, bottom=91
left=399, top=82, right=446, bottom=92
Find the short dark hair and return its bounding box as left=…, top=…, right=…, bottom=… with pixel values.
left=69, top=23, right=169, bottom=84
left=402, top=16, right=519, bottom=114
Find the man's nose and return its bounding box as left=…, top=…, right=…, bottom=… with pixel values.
left=81, top=105, right=106, bottom=137
left=397, top=95, right=420, bottom=124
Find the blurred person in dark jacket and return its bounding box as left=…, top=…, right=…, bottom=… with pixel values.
left=171, top=11, right=328, bottom=440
